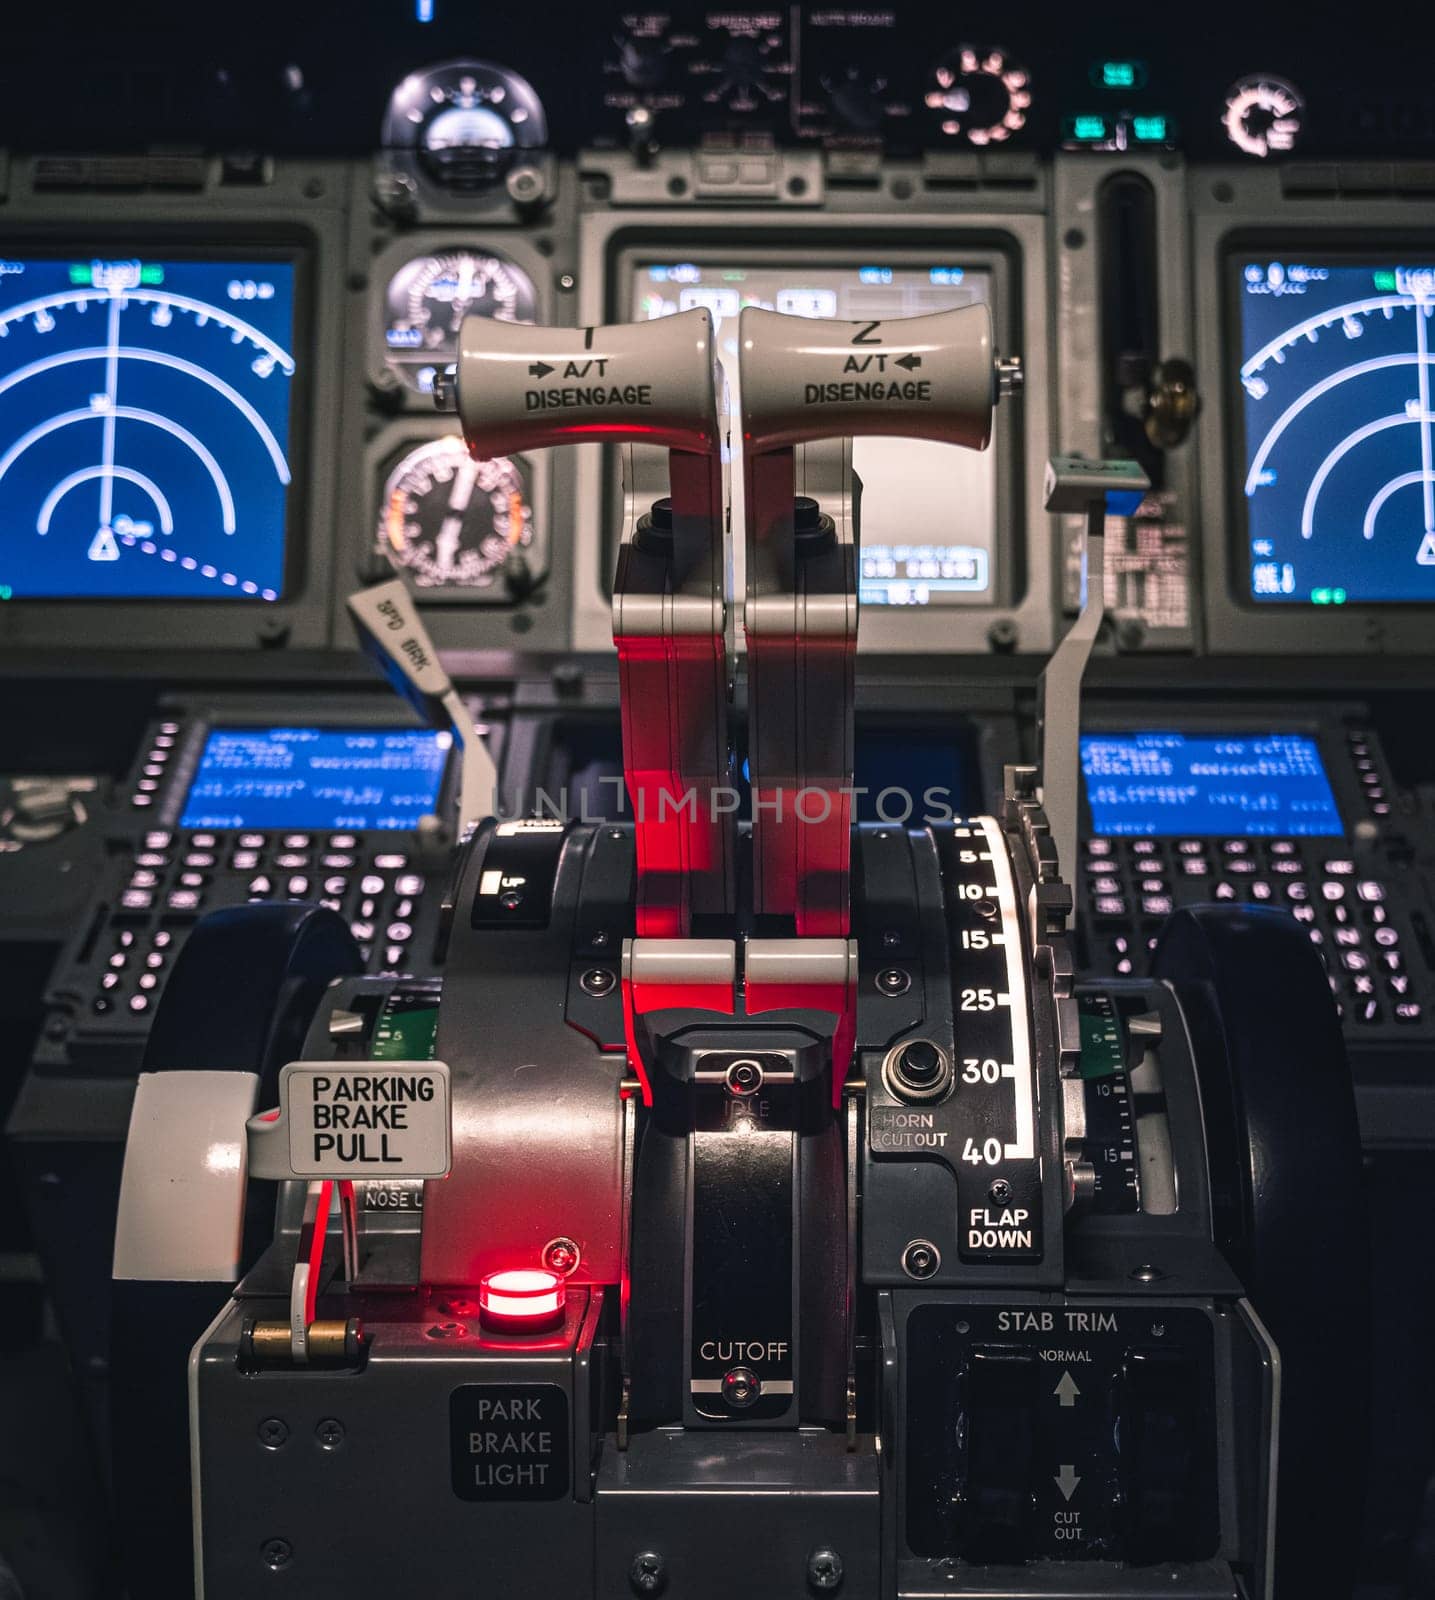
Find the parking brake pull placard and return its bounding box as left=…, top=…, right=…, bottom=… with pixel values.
left=455, top=309, right=721, bottom=460
left=247, top=1061, right=452, bottom=1180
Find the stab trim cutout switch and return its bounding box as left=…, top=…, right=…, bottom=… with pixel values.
left=1117, top=1348, right=1214, bottom=1562
left=959, top=1345, right=1039, bottom=1562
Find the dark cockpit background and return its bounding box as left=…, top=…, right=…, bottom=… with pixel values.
left=2, top=2, right=1434, bottom=1594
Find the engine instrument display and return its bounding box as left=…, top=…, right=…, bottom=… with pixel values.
left=376, top=435, right=533, bottom=590
left=923, top=45, right=1031, bottom=146
left=1237, top=258, right=1435, bottom=604
left=382, top=250, right=537, bottom=396
left=1081, top=731, right=1343, bottom=837
left=633, top=260, right=998, bottom=605
left=179, top=726, right=449, bottom=831
left=0, top=255, right=296, bottom=602
left=1222, top=75, right=1304, bottom=158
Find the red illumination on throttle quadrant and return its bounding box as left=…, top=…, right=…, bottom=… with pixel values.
left=478, top=1268, right=566, bottom=1330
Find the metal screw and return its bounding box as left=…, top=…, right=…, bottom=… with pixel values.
left=975, top=898, right=998, bottom=921
left=581, top=967, right=616, bottom=997
left=807, top=1546, right=845, bottom=1592
left=559, top=272, right=577, bottom=292
left=439, top=1297, right=479, bottom=1317
left=543, top=1237, right=582, bottom=1275
left=1131, top=1263, right=1165, bottom=1284
left=427, top=1321, right=467, bottom=1338
left=987, top=617, right=1018, bottom=653
left=988, top=1179, right=1013, bottom=1204
left=262, top=1538, right=292, bottom=1571
left=901, top=1239, right=940, bottom=1280
left=257, top=1417, right=288, bottom=1450
left=506, top=163, right=545, bottom=205
left=881, top=928, right=901, bottom=949
left=875, top=968, right=910, bottom=996
left=629, top=1550, right=667, bottom=1595
left=315, top=1418, right=345, bottom=1450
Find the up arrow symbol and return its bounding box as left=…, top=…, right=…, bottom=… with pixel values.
left=528, top=361, right=554, bottom=379
left=1054, top=1464, right=1081, bottom=1502
left=1054, top=1371, right=1080, bottom=1407
left=895, top=352, right=922, bottom=371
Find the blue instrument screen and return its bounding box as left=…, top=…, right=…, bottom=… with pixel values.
left=1237, top=257, right=1435, bottom=605
left=180, top=728, right=449, bottom=832
left=1081, top=731, right=1343, bottom=837
left=0, top=255, right=296, bottom=601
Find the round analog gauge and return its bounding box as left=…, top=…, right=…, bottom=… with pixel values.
left=381, top=60, right=548, bottom=189
left=1223, top=74, right=1304, bottom=158
left=377, top=437, right=533, bottom=590
left=382, top=250, right=537, bottom=396
left=924, top=46, right=1031, bottom=145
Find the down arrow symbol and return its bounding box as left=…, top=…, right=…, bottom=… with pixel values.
left=1054, top=1464, right=1081, bottom=1502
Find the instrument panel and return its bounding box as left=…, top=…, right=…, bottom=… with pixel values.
left=1, top=14, right=1433, bottom=1597
left=0, top=13, right=1429, bottom=661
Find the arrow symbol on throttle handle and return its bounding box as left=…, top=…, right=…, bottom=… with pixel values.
left=528, top=361, right=554, bottom=378
left=1054, top=1371, right=1080, bottom=1407
left=895, top=353, right=922, bottom=371
left=1054, top=1464, right=1081, bottom=1502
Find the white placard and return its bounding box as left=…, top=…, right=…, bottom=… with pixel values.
left=259, top=1061, right=452, bottom=1180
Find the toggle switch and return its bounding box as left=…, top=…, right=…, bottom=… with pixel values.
left=958, top=1346, right=1038, bottom=1562
left=1116, top=1348, right=1213, bottom=1561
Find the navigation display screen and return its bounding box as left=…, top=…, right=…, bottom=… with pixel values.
left=1236, top=256, right=1435, bottom=605
left=631, top=261, right=998, bottom=606
left=180, top=728, right=448, bottom=831
left=1081, top=731, right=1343, bottom=837
left=0, top=255, right=297, bottom=602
